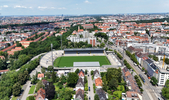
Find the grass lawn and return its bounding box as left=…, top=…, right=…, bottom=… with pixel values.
left=53, top=56, right=110, bottom=67
left=11, top=96, right=18, bottom=100
left=29, top=85, right=36, bottom=94
left=113, top=91, right=122, bottom=98
left=117, top=85, right=125, bottom=92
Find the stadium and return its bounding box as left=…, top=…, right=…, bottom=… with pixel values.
left=40, top=48, right=122, bottom=72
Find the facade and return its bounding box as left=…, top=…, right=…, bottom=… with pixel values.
left=135, top=52, right=148, bottom=64
left=127, top=46, right=143, bottom=54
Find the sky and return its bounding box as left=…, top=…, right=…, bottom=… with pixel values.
left=0, top=0, right=169, bottom=16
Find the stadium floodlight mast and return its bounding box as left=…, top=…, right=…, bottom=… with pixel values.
left=51, top=43, right=53, bottom=67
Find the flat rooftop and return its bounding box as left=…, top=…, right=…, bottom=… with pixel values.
left=73, top=62, right=100, bottom=67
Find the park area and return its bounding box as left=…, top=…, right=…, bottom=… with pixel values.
left=53, top=56, right=111, bottom=67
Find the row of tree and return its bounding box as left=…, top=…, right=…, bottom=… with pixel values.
left=0, top=57, right=40, bottom=99
left=134, top=75, right=143, bottom=93
left=125, top=50, right=139, bottom=65
left=114, top=50, right=123, bottom=60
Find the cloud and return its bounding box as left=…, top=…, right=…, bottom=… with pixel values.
left=85, top=0, right=91, bottom=4
left=2, top=5, right=8, bottom=8
left=14, top=5, right=27, bottom=8
left=58, top=7, right=66, bottom=10
left=50, top=7, right=55, bottom=9
left=38, top=6, right=47, bottom=10
left=29, top=7, right=33, bottom=9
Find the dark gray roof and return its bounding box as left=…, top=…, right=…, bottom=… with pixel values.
left=96, top=88, right=107, bottom=100
left=150, top=63, right=158, bottom=71
left=94, top=70, right=99, bottom=76
left=64, top=48, right=104, bottom=51
left=146, top=59, right=153, bottom=64
left=75, top=89, right=84, bottom=100
left=76, top=78, right=84, bottom=87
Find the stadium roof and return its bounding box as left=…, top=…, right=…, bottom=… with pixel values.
left=64, top=48, right=104, bottom=51
left=73, top=62, right=100, bottom=67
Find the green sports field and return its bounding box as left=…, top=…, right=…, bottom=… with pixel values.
left=53, top=56, right=110, bottom=67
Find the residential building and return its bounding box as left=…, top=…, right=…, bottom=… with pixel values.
left=127, top=46, right=143, bottom=54
left=95, top=77, right=102, bottom=88
left=36, top=88, right=47, bottom=100
left=122, top=91, right=142, bottom=100
left=96, top=88, right=107, bottom=100
left=122, top=67, right=141, bottom=94
left=76, top=78, right=84, bottom=91
left=0, top=69, right=9, bottom=74
left=94, top=70, right=101, bottom=80
left=78, top=70, right=85, bottom=79
left=135, top=52, right=148, bottom=64
left=75, top=89, right=84, bottom=100
left=38, top=73, right=44, bottom=80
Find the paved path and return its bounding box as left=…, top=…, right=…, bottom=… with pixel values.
left=87, top=73, right=94, bottom=100
left=20, top=81, right=31, bottom=100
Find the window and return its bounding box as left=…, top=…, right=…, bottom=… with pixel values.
left=39, top=97, right=41, bottom=100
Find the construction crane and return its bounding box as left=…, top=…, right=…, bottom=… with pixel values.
left=162, top=48, right=166, bottom=69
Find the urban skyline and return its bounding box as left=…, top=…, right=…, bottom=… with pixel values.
left=0, top=0, right=169, bottom=15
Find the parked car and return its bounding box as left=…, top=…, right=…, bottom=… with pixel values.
left=89, top=96, right=90, bottom=100
left=89, top=87, right=90, bottom=91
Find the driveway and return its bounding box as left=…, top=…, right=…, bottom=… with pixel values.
left=87, top=73, right=94, bottom=100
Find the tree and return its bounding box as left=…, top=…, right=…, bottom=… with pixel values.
left=150, top=77, right=158, bottom=86
left=27, top=96, right=35, bottom=100
left=47, top=66, right=54, bottom=72
left=67, top=72, right=79, bottom=87
left=16, top=41, right=22, bottom=47
left=75, top=69, right=79, bottom=74
left=102, top=75, right=107, bottom=92
left=36, top=80, right=45, bottom=92
left=12, top=82, right=21, bottom=96
left=94, top=94, right=100, bottom=100
left=145, top=70, right=148, bottom=74
left=100, top=43, right=105, bottom=48
left=86, top=44, right=92, bottom=48
left=41, top=68, right=46, bottom=73
left=108, top=78, right=118, bottom=90
left=91, top=70, right=94, bottom=75
left=85, top=70, right=88, bottom=75
left=52, top=71, right=57, bottom=83
left=45, top=82, right=56, bottom=99
left=142, top=67, right=145, bottom=71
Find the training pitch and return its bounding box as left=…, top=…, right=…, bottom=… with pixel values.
left=53, top=56, right=110, bottom=67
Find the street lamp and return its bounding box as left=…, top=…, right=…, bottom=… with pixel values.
left=51, top=43, right=53, bottom=67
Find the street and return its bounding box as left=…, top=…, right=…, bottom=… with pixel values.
left=112, top=46, right=160, bottom=100
left=87, top=73, right=94, bottom=100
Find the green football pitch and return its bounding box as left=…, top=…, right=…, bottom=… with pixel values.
left=53, top=56, right=111, bottom=67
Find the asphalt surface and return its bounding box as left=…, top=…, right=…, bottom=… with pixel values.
left=112, top=46, right=160, bottom=100
left=87, top=73, right=94, bottom=100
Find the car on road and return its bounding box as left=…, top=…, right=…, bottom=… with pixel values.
left=89, top=87, right=90, bottom=91
left=88, top=74, right=89, bottom=77
left=89, top=96, right=90, bottom=100
left=158, top=97, right=161, bottom=100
